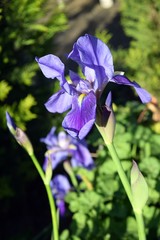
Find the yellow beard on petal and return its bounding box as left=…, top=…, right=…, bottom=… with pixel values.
left=78, top=93, right=86, bottom=105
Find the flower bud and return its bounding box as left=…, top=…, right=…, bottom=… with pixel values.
left=6, top=112, right=33, bottom=156
left=96, top=92, right=115, bottom=144
left=131, top=161, right=149, bottom=213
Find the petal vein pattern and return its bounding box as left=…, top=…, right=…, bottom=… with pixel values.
left=62, top=91, right=96, bottom=139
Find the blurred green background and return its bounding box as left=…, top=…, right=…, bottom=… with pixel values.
left=0, top=0, right=160, bottom=239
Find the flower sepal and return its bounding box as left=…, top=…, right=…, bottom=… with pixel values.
left=95, top=93, right=115, bottom=145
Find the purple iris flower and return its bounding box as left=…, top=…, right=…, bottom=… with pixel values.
left=40, top=127, right=94, bottom=170
left=50, top=174, right=71, bottom=216
left=36, top=34, right=151, bottom=139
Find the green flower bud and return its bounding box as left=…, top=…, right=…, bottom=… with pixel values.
left=15, top=128, right=33, bottom=156
left=6, top=112, right=33, bottom=156
left=131, top=161, right=149, bottom=213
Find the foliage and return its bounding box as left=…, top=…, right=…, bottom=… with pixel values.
left=113, top=0, right=160, bottom=101
left=95, top=29, right=112, bottom=44
left=0, top=80, right=12, bottom=101
left=0, top=0, right=67, bottom=129
left=60, top=101, right=160, bottom=240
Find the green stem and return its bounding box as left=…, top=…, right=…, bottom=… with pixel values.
left=106, top=143, right=133, bottom=206
left=45, top=183, right=59, bottom=240
left=103, top=143, right=146, bottom=240
left=63, top=161, right=78, bottom=188
left=29, top=153, right=59, bottom=240
left=135, top=212, right=146, bottom=240
left=29, top=153, right=45, bottom=182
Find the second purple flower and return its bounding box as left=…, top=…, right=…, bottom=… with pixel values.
left=41, top=127, right=94, bottom=170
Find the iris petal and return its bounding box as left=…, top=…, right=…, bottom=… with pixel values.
left=36, top=54, right=65, bottom=83
left=112, top=75, right=151, bottom=103
left=51, top=174, right=71, bottom=215
left=71, top=142, right=94, bottom=169
left=40, top=127, right=57, bottom=147
left=69, top=70, right=82, bottom=84
left=105, top=92, right=112, bottom=107
left=45, top=90, right=72, bottom=113
left=62, top=91, right=96, bottom=139
left=68, top=34, right=114, bottom=90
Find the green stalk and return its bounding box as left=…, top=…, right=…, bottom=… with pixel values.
left=29, top=153, right=59, bottom=240
left=29, top=153, right=45, bottom=182
left=106, top=143, right=133, bottom=206
left=100, top=141, right=146, bottom=240
left=63, top=161, right=78, bottom=188
left=135, top=211, right=146, bottom=240
left=45, top=183, right=59, bottom=240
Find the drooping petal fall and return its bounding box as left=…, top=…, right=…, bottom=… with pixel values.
left=45, top=90, right=72, bottom=113
left=62, top=91, right=96, bottom=139
left=112, top=75, right=151, bottom=103
left=71, top=142, right=94, bottom=169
